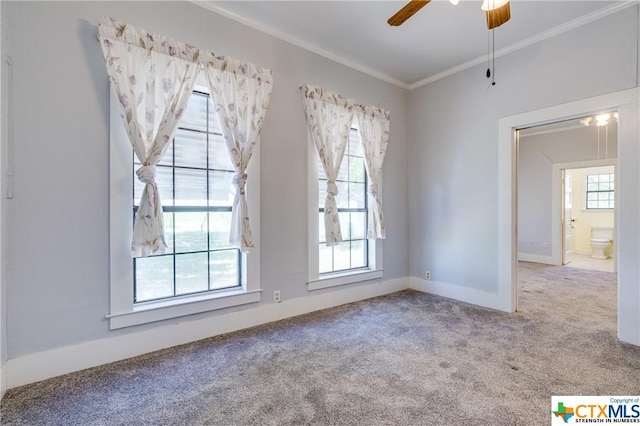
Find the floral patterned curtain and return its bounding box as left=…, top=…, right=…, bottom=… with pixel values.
left=355, top=105, right=390, bottom=239
left=301, top=84, right=355, bottom=246
left=204, top=59, right=273, bottom=253
left=99, top=17, right=199, bottom=257
left=98, top=17, right=273, bottom=256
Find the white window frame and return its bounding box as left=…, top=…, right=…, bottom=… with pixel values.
left=107, top=79, right=261, bottom=330
left=306, top=125, right=383, bottom=291
left=584, top=171, right=615, bottom=212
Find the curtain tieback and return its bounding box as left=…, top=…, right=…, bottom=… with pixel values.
left=136, top=165, right=157, bottom=184
left=233, top=172, right=248, bottom=195
left=368, top=184, right=379, bottom=196
left=326, top=181, right=339, bottom=196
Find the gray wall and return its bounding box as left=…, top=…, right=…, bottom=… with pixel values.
left=5, top=1, right=409, bottom=358
left=4, top=0, right=638, bottom=367
left=518, top=125, right=618, bottom=257
left=518, top=142, right=553, bottom=257
left=408, top=8, right=638, bottom=291
left=0, top=0, right=6, bottom=388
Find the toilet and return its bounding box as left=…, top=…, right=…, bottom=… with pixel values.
left=590, top=227, right=613, bottom=259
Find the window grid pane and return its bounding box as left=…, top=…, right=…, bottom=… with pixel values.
left=133, top=91, right=241, bottom=303
left=318, top=128, right=369, bottom=274
left=586, top=173, right=614, bottom=210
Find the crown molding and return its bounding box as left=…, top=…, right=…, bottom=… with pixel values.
left=409, top=0, right=638, bottom=90
left=192, top=0, right=637, bottom=92
left=191, top=1, right=410, bottom=90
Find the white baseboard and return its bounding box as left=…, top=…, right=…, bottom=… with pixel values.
left=409, top=277, right=509, bottom=312
left=517, top=253, right=558, bottom=265
left=6, top=277, right=408, bottom=390
left=0, top=361, right=5, bottom=400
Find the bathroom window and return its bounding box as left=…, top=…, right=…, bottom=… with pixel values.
left=586, top=173, right=614, bottom=210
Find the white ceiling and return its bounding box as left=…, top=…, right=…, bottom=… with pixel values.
left=202, top=0, right=632, bottom=89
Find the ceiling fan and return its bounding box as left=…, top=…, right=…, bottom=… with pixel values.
left=388, top=0, right=511, bottom=30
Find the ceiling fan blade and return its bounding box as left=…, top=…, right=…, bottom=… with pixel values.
left=486, top=1, right=511, bottom=30
left=387, top=0, right=431, bottom=27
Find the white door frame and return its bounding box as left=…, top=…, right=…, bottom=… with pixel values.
left=552, top=160, right=616, bottom=266
left=497, top=87, right=640, bottom=346
left=561, top=168, right=571, bottom=266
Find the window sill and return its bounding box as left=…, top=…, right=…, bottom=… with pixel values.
left=581, top=209, right=614, bottom=213
left=107, top=288, right=262, bottom=330
left=307, top=269, right=383, bottom=291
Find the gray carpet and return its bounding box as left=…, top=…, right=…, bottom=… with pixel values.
left=2, top=262, right=639, bottom=425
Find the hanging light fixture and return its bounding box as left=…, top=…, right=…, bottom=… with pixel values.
left=596, top=118, right=610, bottom=160
left=595, top=113, right=610, bottom=127
left=587, top=112, right=617, bottom=160
left=580, top=117, right=593, bottom=127
left=449, top=0, right=459, bottom=5
left=577, top=112, right=617, bottom=160
left=580, top=112, right=618, bottom=127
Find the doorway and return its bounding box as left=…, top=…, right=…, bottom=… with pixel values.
left=560, top=165, right=616, bottom=273
left=516, top=116, right=619, bottom=327
left=516, top=115, right=618, bottom=272
left=496, top=87, right=640, bottom=346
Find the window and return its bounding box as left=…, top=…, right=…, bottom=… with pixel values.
left=307, top=126, right=382, bottom=291
left=318, top=129, right=368, bottom=274
left=133, top=90, right=240, bottom=303
left=109, top=78, right=260, bottom=330
left=586, top=172, right=614, bottom=209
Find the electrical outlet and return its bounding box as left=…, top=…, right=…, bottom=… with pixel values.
left=273, top=290, right=281, bottom=303
left=425, top=271, right=431, bottom=280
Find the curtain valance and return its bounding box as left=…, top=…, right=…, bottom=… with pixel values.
left=98, top=17, right=273, bottom=82
left=357, top=104, right=390, bottom=123
left=98, top=17, right=202, bottom=63
left=301, top=84, right=355, bottom=110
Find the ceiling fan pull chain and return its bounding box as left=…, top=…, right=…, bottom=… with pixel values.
left=486, top=29, right=496, bottom=85
left=492, top=29, right=496, bottom=86
left=486, top=29, right=491, bottom=79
